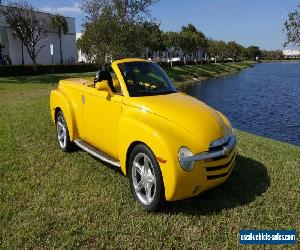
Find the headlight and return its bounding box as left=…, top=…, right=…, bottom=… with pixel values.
left=178, top=147, right=194, bottom=171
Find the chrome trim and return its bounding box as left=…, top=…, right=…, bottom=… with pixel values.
left=210, top=135, right=230, bottom=147
left=180, top=135, right=237, bottom=163
left=74, top=139, right=121, bottom=167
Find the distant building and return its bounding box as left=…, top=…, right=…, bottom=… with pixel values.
left=76, top=32, right=92, bottom=63
left=282, top=49, right=300, bottom=58
left=148, top=48, right=204, bottom=63
left=0, top=5, right=77, bottom=65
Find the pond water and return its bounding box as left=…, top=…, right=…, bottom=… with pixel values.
left=182, top=62, right=300, bottom=146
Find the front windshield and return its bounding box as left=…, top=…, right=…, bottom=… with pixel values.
left=118, top=61, right=177, bottom=97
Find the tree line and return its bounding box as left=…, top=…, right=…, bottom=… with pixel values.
left=1, top=0, right=299, bottom=70
left=78, top=0, right=264, bottom=64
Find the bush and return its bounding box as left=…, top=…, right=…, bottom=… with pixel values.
left=0, top=64, right=101, bottom=77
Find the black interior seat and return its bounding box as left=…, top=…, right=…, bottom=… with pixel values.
left=94, top=70, right=117, bottom=93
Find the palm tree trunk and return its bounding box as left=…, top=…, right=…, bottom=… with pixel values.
left=59, top=32, right=63, bottom=64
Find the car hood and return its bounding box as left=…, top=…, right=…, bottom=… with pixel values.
left=125, top=92, right=227, bottom=145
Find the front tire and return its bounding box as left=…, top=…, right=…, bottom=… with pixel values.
left=128, top=144, right=165, bottom=211
left=56, top=111, right=73, bottom=152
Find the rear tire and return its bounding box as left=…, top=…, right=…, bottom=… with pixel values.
left=56, top=111, right=73, bottom=152
left=128, top=144, right=165, bottom=211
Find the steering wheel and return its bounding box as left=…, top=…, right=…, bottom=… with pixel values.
left=145, top=82, right=157, bottom=92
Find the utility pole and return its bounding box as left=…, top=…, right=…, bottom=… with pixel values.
left=50, top=44, right=54, bottom=87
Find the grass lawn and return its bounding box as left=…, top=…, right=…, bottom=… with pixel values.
left=0, top=61, right=253, bottom=89
left=165, top=61, right=254, bottom=86
left=0, top=67, right=299, bottom=248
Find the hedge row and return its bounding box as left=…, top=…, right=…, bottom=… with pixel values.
left=0, top=60, right=214, bottom=77
left=0, top=64, right=101, bottom=77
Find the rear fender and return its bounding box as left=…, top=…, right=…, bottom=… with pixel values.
left=50, top=89, right=78, bottom=140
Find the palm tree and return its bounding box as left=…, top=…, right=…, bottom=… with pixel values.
left=51, top=15, right=68, bottom=64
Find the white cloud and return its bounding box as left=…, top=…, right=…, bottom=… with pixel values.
left=42, top=2, right=81, bottom=15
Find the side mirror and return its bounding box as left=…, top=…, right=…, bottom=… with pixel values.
left=95, top=80, right=113, bottom=97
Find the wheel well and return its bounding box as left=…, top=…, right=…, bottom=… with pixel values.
left=54, top=107, right=62, bottom=123
left=126, top=141, right=144, bottom=175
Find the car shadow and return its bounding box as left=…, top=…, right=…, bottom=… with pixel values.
left=73, top=148, right=270, bottom=215
left=161, top=155, right=270, bottom=215
left=88, top=154, right=125, bottom=176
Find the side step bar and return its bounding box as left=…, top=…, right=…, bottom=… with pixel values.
left=74, top=139, right=121, bottom=167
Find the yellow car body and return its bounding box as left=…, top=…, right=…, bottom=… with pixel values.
left=50, top=58, right=237, bottom=205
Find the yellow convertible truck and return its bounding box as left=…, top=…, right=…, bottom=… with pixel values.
left=50, top=58, right=237, bottom=211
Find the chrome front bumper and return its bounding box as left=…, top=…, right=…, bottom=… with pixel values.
left=180, top=135, right=237, bottom=163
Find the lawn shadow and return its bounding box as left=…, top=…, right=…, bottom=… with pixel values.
left=162, top=155, right=270, bottom=215
left=97, top=158, right=124, bottom=176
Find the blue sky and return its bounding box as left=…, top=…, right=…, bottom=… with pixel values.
left=18, top=0, right=300, bottom=50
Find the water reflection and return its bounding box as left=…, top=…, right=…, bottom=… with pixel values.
left=182, top=62, right=300, bottom=146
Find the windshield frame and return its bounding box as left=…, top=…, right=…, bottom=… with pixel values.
left=116, top=61, right=177, bottom=97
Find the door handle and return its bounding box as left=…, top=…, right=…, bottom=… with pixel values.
left=81, top=95, right=85, bottom=104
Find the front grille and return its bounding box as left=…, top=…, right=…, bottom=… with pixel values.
left=209, top=135, right=230, bottom=152
left=206, top=166, right=233, bottom=180
left=208, top=136, right=232, bottom=161
left=206, top=153, right=236, bottom=180
left=206, top=153, right=236, bottom=172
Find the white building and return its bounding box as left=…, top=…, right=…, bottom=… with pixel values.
left=0, top=6, right=77, bottom=65
left=76, top=32, right=91, bottom=63
left=282, top=49, right=300, bottom=58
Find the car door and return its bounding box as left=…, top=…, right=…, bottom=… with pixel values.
left=81, top=86, right=123, bottom=159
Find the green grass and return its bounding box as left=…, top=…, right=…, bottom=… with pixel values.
left=0, top=67, right=299, bottom=248
left=0, top=62, right=253, bottom=91
left=165, top=62, right=254, bottom=86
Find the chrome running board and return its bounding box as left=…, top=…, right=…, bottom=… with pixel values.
left=74, top=139, right=121, bottom=167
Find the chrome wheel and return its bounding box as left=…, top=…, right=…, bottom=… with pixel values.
left=132, top=153, right=157, bottom=205
left=57, top=116, right=67, bottom=149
